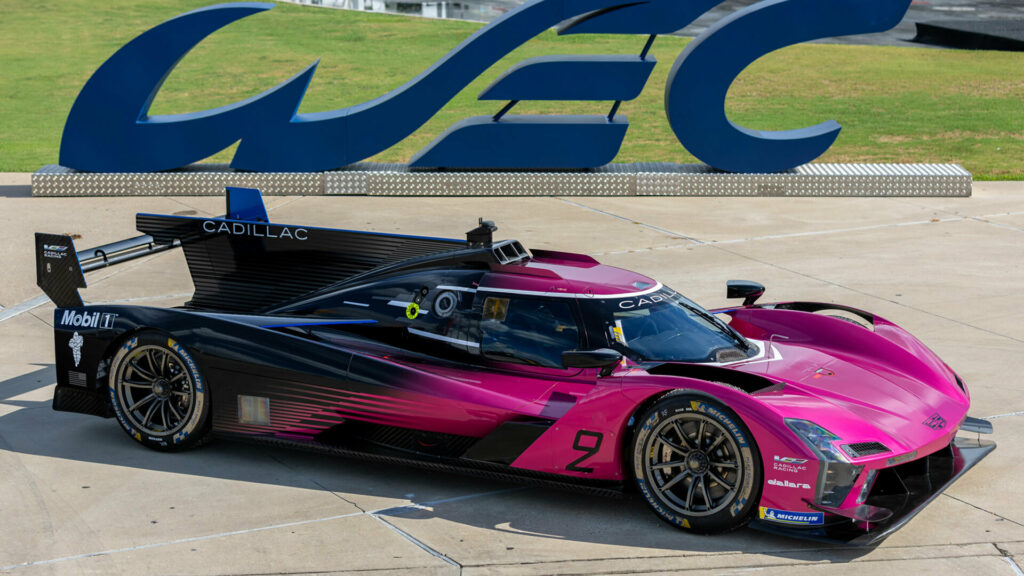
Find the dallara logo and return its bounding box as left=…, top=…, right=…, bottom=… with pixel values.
left=767, top=479, right=811, bottom=490
left=60, top=310, right=117, bottom=329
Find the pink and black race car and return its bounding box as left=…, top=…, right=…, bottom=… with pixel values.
left=36, top=188, right=993, bottom=544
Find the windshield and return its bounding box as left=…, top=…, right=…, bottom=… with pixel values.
left=580, top=288, right=756, bottom=363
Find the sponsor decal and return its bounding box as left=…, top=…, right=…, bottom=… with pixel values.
left=758, top=506, right=824, bottom=526
left=201, top=220, right=308, bottom=241
left=43, top=244, right=69, bottom=260
left=68, top=331, right=84, bottom=367
left=923, top=413, right=947, bottom=430
left=168, top=338, right=204, bottom=445
left=611, top=324, right=626, bottom=345
left=773, top=455, right=810, bottom=474
left=60, top=310, right=117, bottom=329
left=689, top=401, right=748, bottom=448
left=886, top=450, right=918, bottom=467
left=767, top=478, right=811, bottom=490
left=618, top=293, right=668, bottom=310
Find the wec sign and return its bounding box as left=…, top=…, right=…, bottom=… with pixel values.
left=59, top=0, right=911, bottom=174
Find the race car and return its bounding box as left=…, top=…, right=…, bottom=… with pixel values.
left=35, top=187, right=994, bottom=544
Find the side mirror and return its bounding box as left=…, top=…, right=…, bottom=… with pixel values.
left=562, top=348, right=623, bottom=377
left=727, top=280, right=765, bottom=306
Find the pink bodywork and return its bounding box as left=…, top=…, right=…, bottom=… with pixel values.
left=255, top=250, right=971, bottom=520
left=487, top=253, right=968, bottom=517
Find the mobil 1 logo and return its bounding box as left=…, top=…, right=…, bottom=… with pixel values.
left=60, top=309, right=117, bottom=330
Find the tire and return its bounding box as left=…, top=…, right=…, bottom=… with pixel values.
left=632, top=393, right=761, bottom=534
left=108, top=332, right=211, bottom=451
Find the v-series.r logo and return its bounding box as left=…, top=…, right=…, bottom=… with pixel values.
left=60, top=310, right=116, bottom=329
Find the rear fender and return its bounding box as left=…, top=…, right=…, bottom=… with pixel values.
left=51, top=305, right=152, bottom=417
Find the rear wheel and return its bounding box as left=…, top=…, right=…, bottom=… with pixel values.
left=633, top=393, right=761, bottom=533
left=108, top=333, right=211, bottom=451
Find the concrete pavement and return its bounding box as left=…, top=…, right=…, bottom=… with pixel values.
left=2, top=173, right=1023, bottom=575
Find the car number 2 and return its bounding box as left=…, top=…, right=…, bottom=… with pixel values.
left=566, top=430, right=604, bottom=473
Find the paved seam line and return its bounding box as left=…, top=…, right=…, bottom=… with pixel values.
left=589, top=216, right=972, bottom=255
left=1, top=196, right=304, bottom=325
left=88, top=292, right=193, bottom=305
left=943, top=493, right=1024, bottom=529
left=712, top=243, right=1024, bottom=345
left=558, top=198, right=705, bottom=244
left=564, top=201, right=1024, bottom=345
left=371, top=514, right=461, bottom=572
left=27, top=308, right=53, bottom=328
left=464, top=546, right=1008, bottom=573
left=982, top=410, right=1024, bottom=420
left=260, top=450, right=368, bottom=513
left=561, top=199, right=1021, bottom=247
left=0, top=487, right=515, bottom=571
left=267, top=196, right=305, bottom=213
left=0, top=511, right=364, bottom=571
left=709, top=216, right=962, bottom=245
left=0, top=295, right=50, bottom=323
left=462, top=540, right=1014, bottom=569
left=888, top=197, right=1024, bottom=233
left=165, top=196, right=210, bottom=216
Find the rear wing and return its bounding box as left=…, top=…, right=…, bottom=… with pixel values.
left=35, top=188, right=501, bottom=312
left=35, top=232, right=176, bottom=308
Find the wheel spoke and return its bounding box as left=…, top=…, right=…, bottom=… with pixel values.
left=129, top=393, right=157, bottom=413
left=159, top=351, right=167, bottom=376
left=696, top=420, right=706, bottom=449
left=169, top=371, right=186, bottom=384
left=143, top=350, right=159, bottom=376
left=657, top=470, right=689, bottom=494
left=167, top=401, right=183, bottom=422
left=699, top=476, right=713, bottom=509
left=142, top=398, right=159, bottom=427
left=685, top=476, right=697, bottom=509
left=708, top=469, right=735, bottom=491
left=711, top=460, right=738, bottom=470
left=673, top=420, right=697, bottom=450
left=123, top=379, right=153, bottom=388
left=159, top=401, right=169, bottom=430
left=706, top=434, right=727, bottom=454
left=651, top=460, right=686, bottom=471
left=657, top=434, right=689, bottom=456
left=128, top=360, right=156, bottom=381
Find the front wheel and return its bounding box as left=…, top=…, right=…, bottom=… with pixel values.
left=108, top=332, right=211, bottom=451
left=632, top=393, right=761, bottom=534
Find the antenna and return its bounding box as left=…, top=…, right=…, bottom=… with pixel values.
left=466, top=218, right=497, bottom=247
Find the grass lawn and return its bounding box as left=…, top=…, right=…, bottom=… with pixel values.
left=1, top=0, right=1021, bottom=178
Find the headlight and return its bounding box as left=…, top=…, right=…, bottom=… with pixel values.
left=786, top=419, right=864, bottom=508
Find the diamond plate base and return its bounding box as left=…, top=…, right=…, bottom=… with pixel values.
left=34, top=163, right=971, bottom=197
left=32, top=164, right=322, bottom=197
